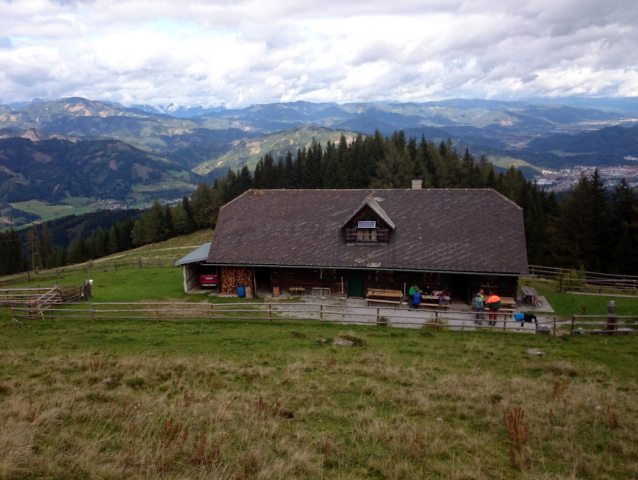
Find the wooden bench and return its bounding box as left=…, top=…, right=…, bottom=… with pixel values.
left=289, top=287, right=305, bottom=296
left=367, top=298, right=401, bottom=308
left=415, top=302, right=451, bottom=310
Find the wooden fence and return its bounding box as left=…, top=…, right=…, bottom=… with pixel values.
left=10, top=301, right=560, bottom=336
left=0, top=285, right=83, bottom=307
left=0, top=258, right=176, bottom=287
left=529, top=265, right=638, bottom=295
left=570, top=314, right=638, bottom=335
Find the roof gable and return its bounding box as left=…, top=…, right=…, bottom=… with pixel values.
left=340, top=194, right=396, bottom=230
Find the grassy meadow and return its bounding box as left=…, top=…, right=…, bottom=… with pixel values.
left=1, top=315, right=637, bottom=479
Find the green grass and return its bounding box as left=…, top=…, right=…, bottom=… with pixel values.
left=60, top=197, right=94, bottom=206
left=0, top=315, right=637, bottom=479
left=10, top=199, right=101, bottom=223
left=488, top=155, right=542, bottom=172
left=520, top=277, right=638, bottom=319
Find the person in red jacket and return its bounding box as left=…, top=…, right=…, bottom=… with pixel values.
left=485, top=293, right=501, bottom=326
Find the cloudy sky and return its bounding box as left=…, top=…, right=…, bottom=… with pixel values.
left=1, top=0, right=637, bottom=108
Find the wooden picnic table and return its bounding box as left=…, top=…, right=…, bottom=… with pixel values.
left=366, top=289, right=402, bottom=308
left=500, top=296, right=517, bottom=308
left=521, top=287, right=539, bottom=305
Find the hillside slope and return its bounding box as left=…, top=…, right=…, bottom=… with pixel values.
left=0, top=137, right=201, bottom=204
left=193, top=125, right=361, bottom=176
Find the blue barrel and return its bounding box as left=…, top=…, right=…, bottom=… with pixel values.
left=237, top=285, right=246, bottom=298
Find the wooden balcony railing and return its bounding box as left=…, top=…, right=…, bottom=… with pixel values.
left=344, top=228, right=389, bottom=243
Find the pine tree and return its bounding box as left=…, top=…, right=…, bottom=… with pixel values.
left=108, top=224, right=121, bottom=254
left=370, top=142, right=412, bottom=189
left=38, top=224, right=53, bottom=269
left=182, top=196, right=196, bottom=233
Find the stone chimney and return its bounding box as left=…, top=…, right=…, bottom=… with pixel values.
left=411, top=177, right=423, bottom=190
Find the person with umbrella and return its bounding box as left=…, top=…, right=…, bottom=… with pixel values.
left=485, top=292, right=501, bottom=326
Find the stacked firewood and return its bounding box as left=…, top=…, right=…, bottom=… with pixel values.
left=220, top=267, right=253, bottom=294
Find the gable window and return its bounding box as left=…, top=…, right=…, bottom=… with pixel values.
left=342, top=196, right=395, bottom=245
left=357, top=221, right=377, bottom=242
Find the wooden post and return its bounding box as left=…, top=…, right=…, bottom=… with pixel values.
left=503, top=313, right=506, bottom=333
left=56, top=269, right=60, bottom=280
left=138, top=258, right=142, bottom=269
left=434, top=310, right=438, bottom=327
left=376, top=307, right=380, bottom=326
left=553, top=316, right=557, bottom=338
left=320, top=304, right=323, bottom=325
left=91, top=309, right=96, bottom=324
left=558, top=276, right=563, bottom=292
left=570, top=315, right=575, bottom=335
left=114, top=262, right=118, bottom=271
left=155, top=304, right=159, bottom=323
left=210, top=304, right=215, bottom=323
left=27, top=270, right=30, bottom=282
left=269, top=304, right=272, bottom=325
left=10, top=305, right=14, bottom=322
left=606, top=301, right=617, bottom=335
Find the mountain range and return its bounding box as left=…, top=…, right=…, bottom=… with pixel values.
left=1, top=95, right=637, bottom=226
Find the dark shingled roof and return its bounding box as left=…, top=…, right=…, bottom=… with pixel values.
left=206, top=189, right=529, bottom=275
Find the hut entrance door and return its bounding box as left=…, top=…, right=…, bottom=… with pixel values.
left=347, top=271, right=365, bottom=298
left=255, top=268, right=271, bottom=296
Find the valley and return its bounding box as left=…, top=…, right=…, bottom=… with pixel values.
left=1, top=96, right=638, bottom=226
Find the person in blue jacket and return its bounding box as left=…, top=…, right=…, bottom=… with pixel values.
left=409, top=290, right=421, bottom=310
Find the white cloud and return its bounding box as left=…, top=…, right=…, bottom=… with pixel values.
left=0, top=0, right=636, bottom=106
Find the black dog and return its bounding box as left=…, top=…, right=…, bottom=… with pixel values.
left=520, top=313, right=537, bottom=326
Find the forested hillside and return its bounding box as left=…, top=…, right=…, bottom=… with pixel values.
left=2, top=128, right=637, bottom=276
left=0, top=137, right=200, bottom=204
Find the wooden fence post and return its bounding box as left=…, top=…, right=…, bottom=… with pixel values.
left=91, top=309, right=96, bottom=324
left=210, top=304, right=215, bottom=323
left=27, top=271, right=30, bottom=282
left=503, top=313, right=506, bottom=333
left=434, top=310, right=438, bottom=327
left=570, top=315, right=575, bottom=335
left=114, top=262, right=118, bottom=271
left=56, top=269, right=60, bottom=279
left=376, top=307, right=379, bottom=326
left=138, top=258, right=142, bottom=269
left=155, top=304, right=159, bottom=323
left=553, top=316, right=557, bottom=338
left=320, top=304, right=323, bottom=325
left=269, top=304, right=272, bottom=325
left=558, top=276, right=563, bottom=292
left=10, top=305, right=14, bottom=322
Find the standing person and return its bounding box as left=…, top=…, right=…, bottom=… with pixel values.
left=474, top=289, right=485, bottom=325
left=409, top=289, right=421, bottom=310
left=485, top=292, right=501, bottom=326
left=408, top=284, right=420, bottom=302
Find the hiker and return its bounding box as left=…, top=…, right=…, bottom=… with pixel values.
left=485, top=292, right=501, bottom=326
left=409, top=289, right=421, bottom=310
left=439, top=288, right=450, bottom=306
left=408, top=283, right=420, bottom=302
left=474, top=289, right=485, bottom=324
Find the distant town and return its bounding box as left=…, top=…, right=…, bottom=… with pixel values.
left=535, top=162, right=638, bottom=192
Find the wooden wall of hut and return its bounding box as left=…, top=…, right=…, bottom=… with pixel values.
left=270, top=268, right=346, bottom=296
left=364, top=270, right=418, bottom=294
